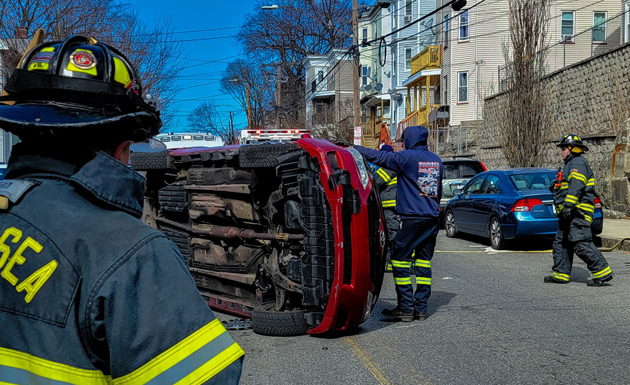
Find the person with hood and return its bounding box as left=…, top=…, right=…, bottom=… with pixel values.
left=0, top=33, right=243, bottom=384
left=372, top=144, right=400, bottom=271
left=354, top=126, right=442, bottom=322
left=545, top=134, right=613, bottom=286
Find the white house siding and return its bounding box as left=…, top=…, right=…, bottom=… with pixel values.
left=438, top=0, right=621, bottom=126
left=1, top=40, right=8, bottom=164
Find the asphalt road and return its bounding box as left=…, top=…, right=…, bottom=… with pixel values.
left=223, top=231, right=630, bottom=385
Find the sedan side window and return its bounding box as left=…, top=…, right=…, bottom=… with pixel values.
left=484, top=175, right=501, bottom=194
left=464, top=176, right=486, bottom=195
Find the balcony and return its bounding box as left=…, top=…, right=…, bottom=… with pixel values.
left=410, top=46, right=441, bottom=76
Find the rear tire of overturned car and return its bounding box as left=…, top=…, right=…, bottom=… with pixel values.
left=130, top=150, right=171, bottom=171
left=238, top=143, right=299, bottom=168
left=251, top=304, right=310, bottom=336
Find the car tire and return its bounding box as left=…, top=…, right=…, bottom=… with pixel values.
left=130, top=150, right=171, bottom=170
left=251, top=304, right=310, bottom=336
left=238, top=143, right=299, bottom=168
left=445, top=209, right=458, bottom=238
left=489, top=217, right=505, bottom=250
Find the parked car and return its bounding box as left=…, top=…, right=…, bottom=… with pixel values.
left=440, top=158, right=487, bottom=219
left=131, top=138, right=386, bottom=336
left=444, top=168, right=603, bottom=249
left=0, top=164, right=6, bottom=180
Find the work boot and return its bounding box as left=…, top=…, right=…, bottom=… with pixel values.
left=414, top=311, right=426, bottom=321
left=587, top=274, right=613, bottom=287
left=544, top=275, right=569, bottom=284
left=381, top=307, right=414, bottom=322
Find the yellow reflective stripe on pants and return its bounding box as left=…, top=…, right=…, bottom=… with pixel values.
left=0, top=347, right=111, bottom=384
left=391, top=260, right=412, bottom=268
left=416, top=277, right=432, bottom=285
left=552, top=272, right=570, bottom=281
left=376, top=168, right=391, bottom=183
left=592, top=266, right=612, bottom=279
left=577, top=203, right=594, bottom=213
left=414, top=259, right=431, bottom=268
left=113, top=318, right=244, bottom=385
left=388, top=178, right=397, bottom=185
left=382, top=200, right=396, bottom=208
left=584, top=215, right=593, bottom=222
left=394, top=277, right=412, bottom=285
left=586, top=178, right=595, bottom=186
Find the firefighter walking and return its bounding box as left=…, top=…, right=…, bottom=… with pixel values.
left=372, top=145, right=400, bottom=271
left=545, top=134, right=613, bottom=286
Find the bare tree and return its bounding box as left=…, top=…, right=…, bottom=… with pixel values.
left=220, top=59, right=273, bottom=128
left=0, top=0, right=183, bottom=130
left=498, top=0, right=551, bottom=167
left=237, top=0, right=353, bottom=127
left=186, top=101, right=231, bottom=140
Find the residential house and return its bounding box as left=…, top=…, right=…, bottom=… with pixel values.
left=358, top=0, right=393, bottom=148
left=431, top=0, right=622, bottom=129
left=304, top=48, right=355, bottom=138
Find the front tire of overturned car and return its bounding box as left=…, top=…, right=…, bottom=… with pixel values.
left=251, top=304, right=310, bottom=336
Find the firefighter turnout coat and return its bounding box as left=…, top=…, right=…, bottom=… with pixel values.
left=0, top=146, right=243, bottom=384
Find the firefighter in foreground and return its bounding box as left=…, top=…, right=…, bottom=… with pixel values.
left=545, top=134, right=613, bottom=286
left=355, top=126, right=442, bottom=322
left=0, top=33, right=243, bottom=384
left=372, top=144, right=400, bottom=271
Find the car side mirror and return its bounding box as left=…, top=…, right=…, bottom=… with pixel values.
left=453, top=189, right=463, bottom=196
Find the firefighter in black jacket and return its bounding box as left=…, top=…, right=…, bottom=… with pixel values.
left=545, top=134, right=613, bottom=286
left=372, top=145, right=400, bottom=271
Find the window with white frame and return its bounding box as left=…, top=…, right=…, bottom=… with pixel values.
left=443, top=75, right=448, bottom=104
left=458, top=72, right=468, bottom=103
left=625, top=2, right=630, bottom=43
left=592, top=12, right=607, bottom=43
left=362, top=28, right=368, bottom=45
left=444, top=15, right=450, bottom=48
left=362, top=66, right=368, bottom=86
left=459, top=10, right=469, bottom=41
left=561, top=11, right=575, bottom=42
left=318, top=70, right=324, bottom=83
left=405, top=0, right=412, bottom=16
left=405, top=48, right=412, bottom=71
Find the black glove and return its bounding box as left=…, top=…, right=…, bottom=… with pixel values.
left=334, top=140, right=352, bottom=147
left=548, top=180, right=556, bottom=193
left=560, top=205, right=574, bottom=222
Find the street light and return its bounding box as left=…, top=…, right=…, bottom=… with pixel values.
left=229, top=78, right=253, bottom=130
left=261, top=5, right=279, bottom=10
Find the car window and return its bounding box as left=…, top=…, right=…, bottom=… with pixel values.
left=509, top=172, right=555, bottom=191
left=483, top=174, right=501, bottom=194
left=464, top=175, right=486, bottom=195
left=443, top=163, right=459, bottom=179
left=460, top=163, right=481, bottom=178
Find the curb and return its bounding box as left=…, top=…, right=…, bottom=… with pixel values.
left=599, top=236, right=630, bottom=252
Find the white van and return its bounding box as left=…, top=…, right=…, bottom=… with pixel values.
left=156, top=133, right=224, bottom=150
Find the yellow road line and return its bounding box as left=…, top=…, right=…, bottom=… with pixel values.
left=344, top=337, right=392, bottom=385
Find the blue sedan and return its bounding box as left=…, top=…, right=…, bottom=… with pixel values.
left=444, top=168, right=603, bottom=249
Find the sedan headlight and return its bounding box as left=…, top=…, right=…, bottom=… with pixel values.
left=346, top=147, right=370, bottom=189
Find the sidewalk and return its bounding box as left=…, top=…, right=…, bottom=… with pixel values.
left=599, top=218, right=630, bottom=252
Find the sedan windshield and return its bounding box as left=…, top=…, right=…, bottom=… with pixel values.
left=509, top=172, right=556, bottom=191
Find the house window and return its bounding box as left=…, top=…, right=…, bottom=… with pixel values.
left=458, top=72, right=468, bottom=103
left=459, top=10, right=469, bottom=41
left=625, top=2, right=630, bottom=43
left=593, top=12, right=607, bottom=43
left=362, top=28, right=368, bottom=45
left=444, top=15, right=449, bottom=48
left=362, top=66, right=368, bottom=86
left=318, top=70, right=324, bottom=83
left=405, top=48, right=412, bottom=71
left=561, top=11, right=575, bottom=42
left=443, top=75, right=448, bottom=104
left=405, top=0, right=412, bottom=16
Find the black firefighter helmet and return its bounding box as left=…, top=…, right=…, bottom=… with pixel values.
left=0, top=33, right=161, bottom=143
left=556, top=133, right=589, bottom=153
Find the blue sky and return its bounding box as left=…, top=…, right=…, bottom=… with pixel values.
left=134, top=0, right=258, bottom=131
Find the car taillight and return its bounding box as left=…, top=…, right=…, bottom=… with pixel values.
left=479, top=161, right=488, bottom=171
left=594, top=196, right=602, bottom=209
left=511, top=198, right=543, bottom=212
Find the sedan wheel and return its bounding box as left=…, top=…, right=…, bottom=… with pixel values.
left=445, top=210, right=457, bottom=238
left=489, top=217, right=505, bottom=250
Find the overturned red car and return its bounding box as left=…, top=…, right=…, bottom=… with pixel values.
left=132, top=137, right=386, bottom=336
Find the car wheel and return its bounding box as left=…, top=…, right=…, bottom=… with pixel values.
left=445, top=209, right=458, bottom=238
left=489, top=217, right=505, bottom=250
left=238, top=143, right=299, bottom=168
left=251, top=304, right=310, bottom=336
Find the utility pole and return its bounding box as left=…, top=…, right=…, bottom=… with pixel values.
left=276, top=66, right=282, bottom=130
left=352, top=0, right=360, bottom=138
left=245, top=83, right=253, bottom=129
left=229, top=111, right=235, bottom=144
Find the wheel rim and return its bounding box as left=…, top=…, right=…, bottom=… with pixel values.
left=490, top=219, right=501, bottom=246
left=446, top=212, right=455, bottom=235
